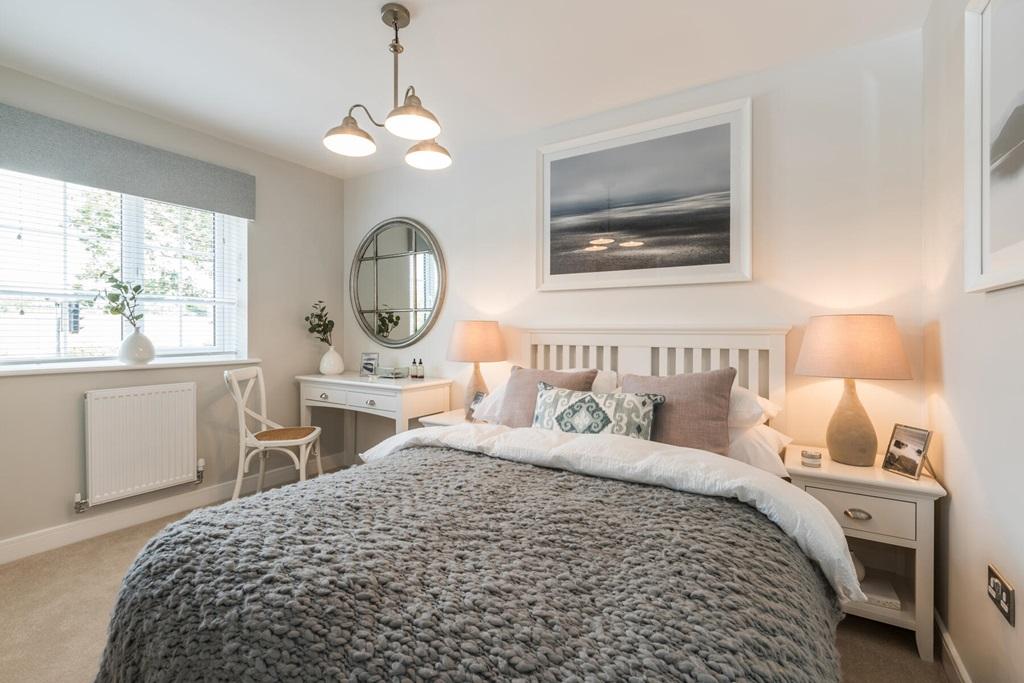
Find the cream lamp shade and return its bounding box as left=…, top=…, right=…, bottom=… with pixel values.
left=448, top=320, right=506, bottom=418
left=796, top=314, right=911, bottom=380
left=447, top=320, right=506, bottom=363
left=796, top=314, right=911, bottom=467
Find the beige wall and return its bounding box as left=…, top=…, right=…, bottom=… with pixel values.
left=342, top=32, right=928, bottom=450
left=922, top=1, right=1024, bottom=680
left=0, top=67, right=346, bottom=542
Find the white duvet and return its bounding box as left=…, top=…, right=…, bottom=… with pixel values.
left=363, top=423, right=866, bottom=602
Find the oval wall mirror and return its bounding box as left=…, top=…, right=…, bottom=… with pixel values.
left=350, top=217, right=447, bottom=348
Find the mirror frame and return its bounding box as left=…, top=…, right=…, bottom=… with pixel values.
left=349, top=217, right=447, bottom=349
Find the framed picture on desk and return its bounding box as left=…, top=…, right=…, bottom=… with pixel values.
left=360, top=352, right=379, bottom=377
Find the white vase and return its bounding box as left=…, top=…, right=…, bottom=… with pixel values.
left=118, top=327, right=155, bottom=365
left=319, top=346, right=345, bottom=375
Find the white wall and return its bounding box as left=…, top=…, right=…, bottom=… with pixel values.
left=343, top=32, right=927, bottom=450
left=922, top=1, right=1024, bottom=680
left=0, top=66, right=346, bottom=545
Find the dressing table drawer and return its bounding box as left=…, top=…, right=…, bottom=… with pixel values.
left=346, top=390, right=397, bottom=414
left=302, top=385, right=347, bottom=406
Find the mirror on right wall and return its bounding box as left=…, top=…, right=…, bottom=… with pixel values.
left=349, top=217, right=446, bottom=348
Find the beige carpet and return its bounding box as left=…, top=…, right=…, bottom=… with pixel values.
left=0, top=516, right=946, bottom=683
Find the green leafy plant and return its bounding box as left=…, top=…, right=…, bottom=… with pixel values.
left=305, top=300, right=335, bottom=345
left=376, top=308, right=401, bottom=338
left=97, top=271, right=144, bottom=329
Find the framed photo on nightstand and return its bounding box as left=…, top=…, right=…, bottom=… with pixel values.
left=882, top=424, right=932, bottom=480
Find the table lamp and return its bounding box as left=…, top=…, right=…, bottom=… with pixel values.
left=795, top=314, right=912, bottom=466
left=447, top=320, right=506, bottom=417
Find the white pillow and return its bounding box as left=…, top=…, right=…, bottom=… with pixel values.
left=728, top=385, right=782, bottom=430
left=727, top=424, right=791, bottom=477
left=472, top=368, right=618, bottom=423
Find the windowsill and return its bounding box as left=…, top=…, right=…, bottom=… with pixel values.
left=0, top=355, right=261, bottom=378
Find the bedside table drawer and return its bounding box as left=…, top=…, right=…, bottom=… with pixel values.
left=806, top=486, right=916, bottom=540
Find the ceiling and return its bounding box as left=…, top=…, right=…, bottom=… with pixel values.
left=0, top=0, right=932, bottom=179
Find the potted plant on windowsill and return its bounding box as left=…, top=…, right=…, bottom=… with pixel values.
left=98, top=271, right=154, bottom=365
left=306, top=300, right=343, bottom=375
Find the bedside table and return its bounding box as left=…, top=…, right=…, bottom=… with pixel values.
left=785, top=445, right=946, bottom=661
left=418, top=408, right=470, bottom=427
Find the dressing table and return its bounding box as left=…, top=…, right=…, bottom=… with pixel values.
left=297, top=373, right=452, bottom=435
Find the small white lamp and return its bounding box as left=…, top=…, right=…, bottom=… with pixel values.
left=795, top=314, right=912, bottom=466
left=447, top=320, right=506, bottom=417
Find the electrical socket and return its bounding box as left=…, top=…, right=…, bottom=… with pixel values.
left=988, top=565, right=1015, bottom=626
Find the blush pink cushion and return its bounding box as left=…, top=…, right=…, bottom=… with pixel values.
left=621, top=368, right=737, bottom=455
left=497, top=366, right=598, bottom=428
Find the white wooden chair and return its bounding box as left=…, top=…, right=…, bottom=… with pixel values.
left=224, top=367, right=323, bottom=500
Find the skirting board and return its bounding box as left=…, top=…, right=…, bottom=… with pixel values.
left=0, top=451, right=348, bottom=566
left=937, top=611, right=973, bottom=683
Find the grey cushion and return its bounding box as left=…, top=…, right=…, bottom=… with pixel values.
left=532, top=382, right=664, bottom=440
left=497, top=366, right=598, bottom=427
left=621, top=368, right=737, bottom=455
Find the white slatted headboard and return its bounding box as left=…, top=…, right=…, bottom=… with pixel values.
left=523, top=327, right=788, bottom=424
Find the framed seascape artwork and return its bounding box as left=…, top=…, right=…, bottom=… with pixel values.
left=965, top=0, right=1024, bottom=292
left=882, top=424, right=933, bottom=480
left=537, top=99, right=751, bottom=291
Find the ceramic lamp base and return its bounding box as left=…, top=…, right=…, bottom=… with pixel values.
left=464, top=362, right=488, bottom=419
left=825, top=378, right=878, bottom=466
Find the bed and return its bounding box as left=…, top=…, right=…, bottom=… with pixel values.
left=96, top=328, right=864, bottom=682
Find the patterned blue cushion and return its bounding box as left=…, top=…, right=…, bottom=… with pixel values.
left=532, top=382, right=665, bottom=440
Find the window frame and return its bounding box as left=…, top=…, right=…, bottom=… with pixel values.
left=0, top=169, right=248, bottom=368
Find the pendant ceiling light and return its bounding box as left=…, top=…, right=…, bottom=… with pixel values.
left=323, top=3, right=451, bottom=170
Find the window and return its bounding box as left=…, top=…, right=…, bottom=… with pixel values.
left=0, top=167, right=247, bottom=365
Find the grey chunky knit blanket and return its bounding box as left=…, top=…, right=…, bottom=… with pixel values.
left=97, top=446, right=842, bottom=682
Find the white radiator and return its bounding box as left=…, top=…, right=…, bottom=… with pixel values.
left=81, top=382, right=198, bottom=510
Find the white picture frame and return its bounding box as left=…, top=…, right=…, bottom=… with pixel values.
left=965, top=0, right=1024, bottom=292
left=537, top=98, right=751, bottom=291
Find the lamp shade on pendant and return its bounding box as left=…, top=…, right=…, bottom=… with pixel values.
left=323, top=116, right=377, bottom=157
left=385, top=93, right=442, bottom=141
left=796, top=314, right=911, bottom=467
left=795, top=314, right=911, bottom=380
left=405, top=139, right=452, bottom=170
left=447, top=320, right=506, bottom=362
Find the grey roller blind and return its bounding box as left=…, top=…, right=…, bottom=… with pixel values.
left=0, top=102, right=255, bottom=220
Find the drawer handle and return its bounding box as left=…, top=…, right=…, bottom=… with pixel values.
left=366, top=399, right=376, bottom=407
left=843, top=508, right=873, bottom=521
left=319, top=392, right=329, bottom=400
